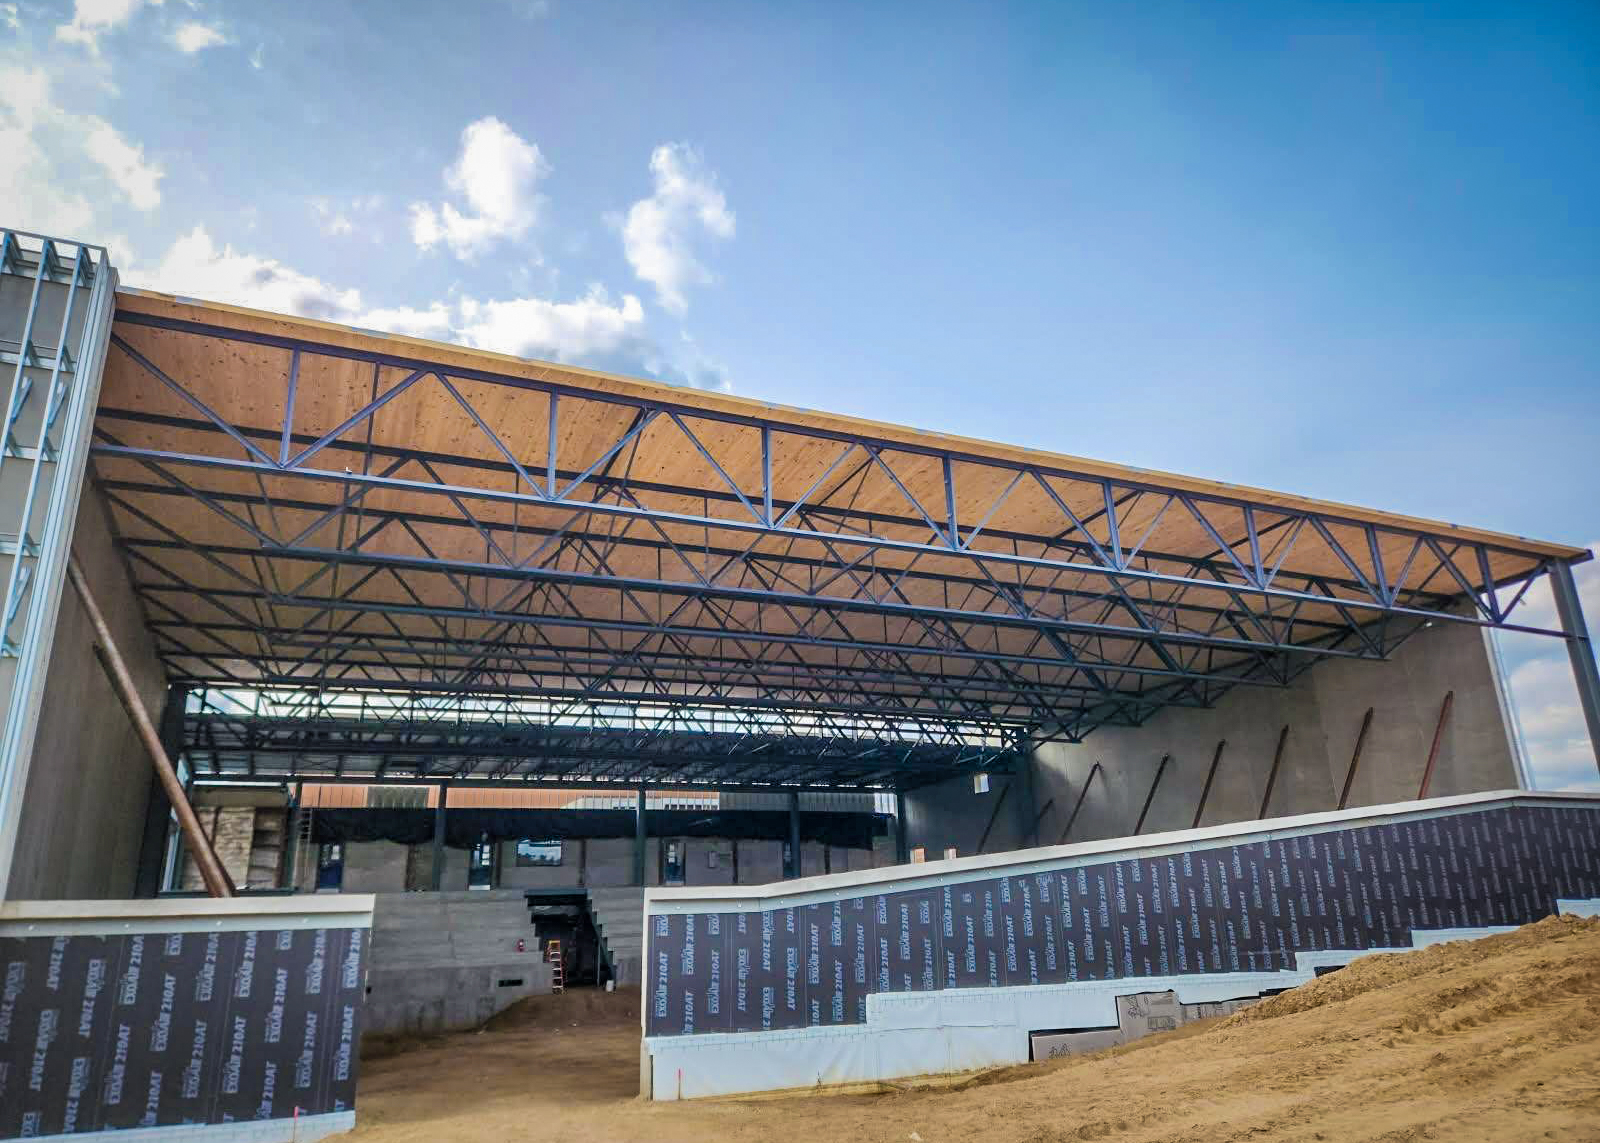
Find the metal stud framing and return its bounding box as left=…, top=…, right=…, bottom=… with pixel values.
left=0, top=229, right=116, bottom=893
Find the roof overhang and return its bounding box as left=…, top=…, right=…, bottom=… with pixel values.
left=89, top=288, right=1587, bottom=789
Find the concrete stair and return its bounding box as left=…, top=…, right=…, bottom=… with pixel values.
left=586, top=887, right=646, bottom=986
left=363, top=890, right=553, bottom=1038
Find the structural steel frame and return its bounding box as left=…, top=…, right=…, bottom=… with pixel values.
left=81, top=293, right=1592, bottom=790
left=0, top=229, right=116, bottom=893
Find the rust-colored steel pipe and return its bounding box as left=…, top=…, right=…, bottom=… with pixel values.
left=68, top=556, right=234, bottom=897
left=1056, top=761, right=1103, bottom=845
left=1192, top=739, right=1226, bottom=829
left=1258, top=724, right=1290, bottom=820
left=1417, top=691, right=1455, bottom=801
left=1337, top=708, right=1374, bottom=810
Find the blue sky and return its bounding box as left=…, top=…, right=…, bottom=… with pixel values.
left=2, top=0, right=1596, bottom=786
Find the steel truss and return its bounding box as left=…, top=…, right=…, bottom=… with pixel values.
left=186, top=686, right=1011, bottom=790
left=91, top=307, right=1577, bottom=788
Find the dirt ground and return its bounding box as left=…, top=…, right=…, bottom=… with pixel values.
left=347, top=914, right=1600, bottom=1142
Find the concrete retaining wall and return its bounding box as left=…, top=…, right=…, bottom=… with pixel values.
left=908, top=619, right=1520, bottom=857
left=363, top=890, right=553, bottom=1037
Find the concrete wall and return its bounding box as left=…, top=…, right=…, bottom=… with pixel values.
left=907, top=619, right=1519, bottom=855
left=331, top=832, right=887, bottom=893
left=903, top=770, right=1033, bottom=859
left=6, top=489, right=166, bottom=899
left=364, top=890, right=553, bottom=1038
left=340, top=838, right=409, bottom=893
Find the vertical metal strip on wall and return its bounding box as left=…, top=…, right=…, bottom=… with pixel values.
left=0, top=230, right=117, bottom=897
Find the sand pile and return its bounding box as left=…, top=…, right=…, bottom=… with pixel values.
left=349, top=914, right=1600, bottom=1142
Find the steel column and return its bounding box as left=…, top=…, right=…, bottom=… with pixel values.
left=134, top=682, right=189, bottom=897
left=894, top=789, right=908, bottom=864
left=1550, top=560, right=1600, bottom=772
left=786, top=790, right=801, bottom=878
left=635, top=786, right=647, bottom=886
left=431, top=782, right=448, bottom=890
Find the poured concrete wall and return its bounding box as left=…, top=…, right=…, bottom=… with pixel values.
left=341, top=838, right=409, bottom=893
left=332, top=832, right=884, bottom=892
left=6, top=489, right=165, bottom=899
left=902, top=770, right=1034, bottom=860
left=364, top=890, right=552, bottom=1037
left=907, top=619, right=1519, bottom=855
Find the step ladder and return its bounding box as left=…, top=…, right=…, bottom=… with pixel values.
left=546, top=939, right=564, bottom=993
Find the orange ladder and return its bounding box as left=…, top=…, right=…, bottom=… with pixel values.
left=546, top=939, right=564, bottom=993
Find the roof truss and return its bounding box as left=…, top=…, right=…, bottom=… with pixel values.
left=91, top=304, right=1573, bottom=789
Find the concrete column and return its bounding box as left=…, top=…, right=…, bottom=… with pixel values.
left=634, top=787, right=647, bottom=886
left=894, top=789, right=908, bottom=864
left=430, top=782, right=448, bottom=890
left=786, top=790, right=801, bottom=878
left=1551, top=560, right=1600, bottom=772
left=134, top=683, right=188, bottom=897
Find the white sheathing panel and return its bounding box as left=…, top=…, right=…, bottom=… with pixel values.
left=0, top=894, right=375, bottom=937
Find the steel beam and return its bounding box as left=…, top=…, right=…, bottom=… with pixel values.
left=1550, top=560, right=1600, bottom=772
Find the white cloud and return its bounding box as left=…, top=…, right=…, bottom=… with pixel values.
left=128, top=229, right=727, bottom=390
left=1497, top=545, right=1599, bottom=792
left=621, top=142, right=735, bottom=315
left=409, top=116, right=548, bottom=259
left=172, top=22, right=226, bottom=53
left=309, top=199, right=352, bottom=236
left=82, top=117, right=163, bottom=209
left=133, top=226, right=364, bottom=322
left=248, top=43, right=264, bottom=70
left=455, top=287, right=645, bottom=361
left=356, top=303, right=455, bottom=343
left=1, top=5, right=20, bottom=32
left=0, top=64, right=51, bottom=133
left=310, top=195, right=383, bottom=238
left=0, top=66, right=97, bottom=236
left=1507, top=657, right=1598, bottom=792
left=0, top=65, right=161, bottom=223
left=55, top=0, right=161, bottom=51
